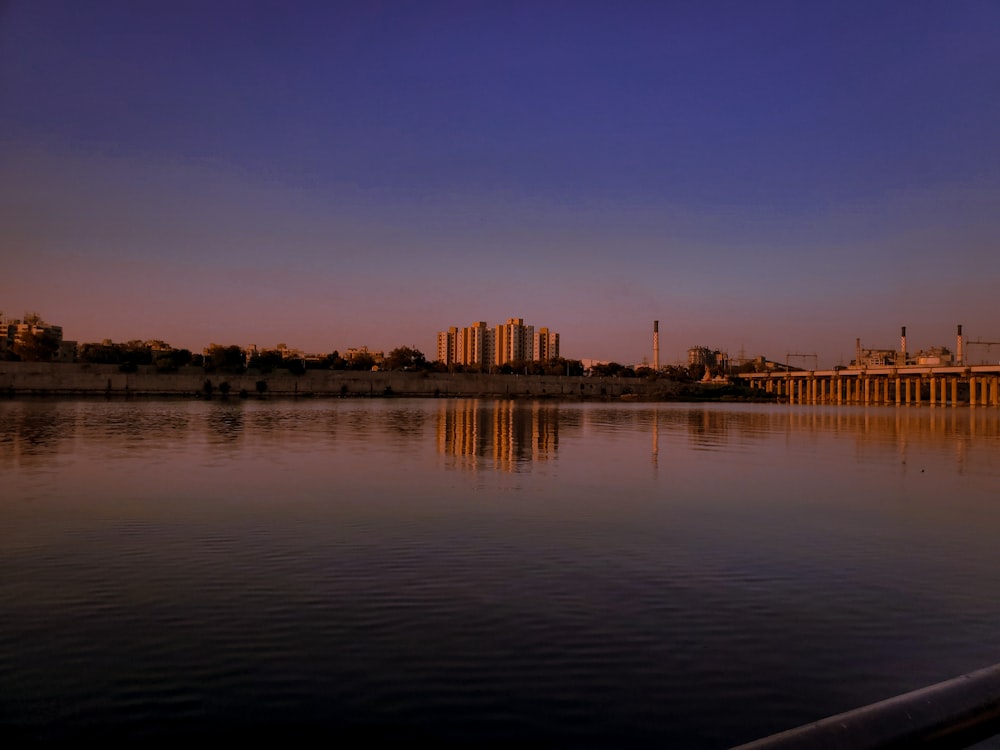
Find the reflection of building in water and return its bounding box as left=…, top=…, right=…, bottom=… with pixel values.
left=436, top=400, right=559, bottom=471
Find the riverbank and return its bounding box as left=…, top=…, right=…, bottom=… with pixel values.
left=0, top=362, right=773, bottom=402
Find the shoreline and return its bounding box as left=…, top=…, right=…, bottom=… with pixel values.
left=0, top=362, right=772, bottom=403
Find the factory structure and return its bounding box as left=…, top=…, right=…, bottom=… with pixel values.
left=851, top=325, right=998, bottom=368
left=675, top=324, right=994, bottom=375
left=436, top=318, right=560, bottom=369
left=740, top=324, right=1000, bottom=406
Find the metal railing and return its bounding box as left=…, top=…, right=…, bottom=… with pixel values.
left=733, top=663, right=1000, bottom=749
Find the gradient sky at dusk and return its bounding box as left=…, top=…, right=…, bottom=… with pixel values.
left=3, top=0, right=999, bottom=367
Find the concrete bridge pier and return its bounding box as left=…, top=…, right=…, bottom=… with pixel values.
left=743, top=367, right=1000, bottom=408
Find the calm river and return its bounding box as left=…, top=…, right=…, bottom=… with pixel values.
left=3, top=398, right=1000, bottom=747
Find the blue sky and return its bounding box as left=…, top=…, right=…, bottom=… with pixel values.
left=2, top=0, right=999, bottom=366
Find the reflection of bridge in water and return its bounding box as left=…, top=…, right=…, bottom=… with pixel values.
left=739, top=365, right=1000, bottom=406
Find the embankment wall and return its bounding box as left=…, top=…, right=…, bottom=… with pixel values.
left=0, top=363, right=653, bottom=399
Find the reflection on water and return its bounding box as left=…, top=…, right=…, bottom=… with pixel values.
left=3, top=400, right=1000, bottom=746
left=4, top=400, right=999, bottom=475
left=435, top=400, right=560, bottom=472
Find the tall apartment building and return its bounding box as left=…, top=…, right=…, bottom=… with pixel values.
left=534, top=328, right=559, bottom=361
left=437, top=327, right=458, bottom=365
left=496, top=318, right=533, bottom=365
left=458, top=321, right=493, bottom=367
left=437, top=318, right=559, bottom=368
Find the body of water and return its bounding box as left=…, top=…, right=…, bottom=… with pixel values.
left=3, top=398, right=1000, bottom=747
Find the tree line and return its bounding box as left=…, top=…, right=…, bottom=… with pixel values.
left=6, top=336, right=725, bottom=380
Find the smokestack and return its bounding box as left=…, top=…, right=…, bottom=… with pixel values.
left=653, top=320, right=660, bottom=370
left=957, top=324, right=963, bottom=366
left=856, top=337, right=862, bottom=368
left=900, top=326, right=907, bottom=366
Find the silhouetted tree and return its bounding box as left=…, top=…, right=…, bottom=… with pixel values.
left=78, top=342, right=121, bottom=364
left=247, top=349, right=284, bottom=373
left=348, top=353, right=377, bottom=371
left=687, top=363, right=707, bottom=381
left=12, top=328, right=59, bottom=362
left=385, top=346, right=427, bottom=371
left=205, top=344, right=245, bottom=374
left=590, top=361, right=634, bottom=377
left=154, top=348, right=192, bottom=372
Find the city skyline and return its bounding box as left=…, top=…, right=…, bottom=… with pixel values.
left=3, top=2, right=999, bottom=369
left=6, top=307, right=996, bottom=372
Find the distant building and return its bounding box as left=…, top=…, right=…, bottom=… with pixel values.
left=344, top=346, right=384, bottom=365
left=1, top=313, right=72, bottom=361
left=437, top=327, right=459, bottom=365
left=687, top=346, right=728, bottom=371
left=848, top=346, right=954, bottom=368
left=436, top=318, right=560, bottom=367
left=850, top=348, right=898, bottom=368
left=534, top=328, right=560, bottom=362
left=496, top=318, right=533, bottom=365
left=913, top=347, right=953, bottom=366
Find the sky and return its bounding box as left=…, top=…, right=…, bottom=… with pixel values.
left=2, top=0, right=999, bottom=368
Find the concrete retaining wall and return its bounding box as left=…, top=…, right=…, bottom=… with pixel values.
left=0, top=363, right=645, bottom=399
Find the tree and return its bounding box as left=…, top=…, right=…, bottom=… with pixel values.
left=78, top=342, right=122, bottom=364
left=120, top=340, right=152, bottom=367
left=325, top=351, right=349, bottom=370
left=591, top=361, right=632, bottom=377
left=348, top=352, right=377, bottom=371
left=543, top=357, right=584, bottom=376
left=154, top=348, right=192, bottom=372
left=663, top=365, right=691, bottom=381
left=12, top=328, right=59, bottom=362
left=687, top=363, right=707, bottom=381
left=247, top=349, right=284, bottom=374
left=385, top=346, right=427, bottom=371
left=204, top=344, right=246, bottom=374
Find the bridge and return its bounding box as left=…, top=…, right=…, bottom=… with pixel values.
left=737, top=365, right=1000, bottom=406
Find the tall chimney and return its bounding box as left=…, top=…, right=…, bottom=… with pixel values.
left=957, top=324, right=963, bottom=366
left=856, top=337, right=862, bottom=367
left=653, top=320, right=660, bottom=370
left=900, top=326, right=907, bottom=366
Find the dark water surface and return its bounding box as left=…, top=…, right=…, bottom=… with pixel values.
left=3, top=399, right=1000, bottom=747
